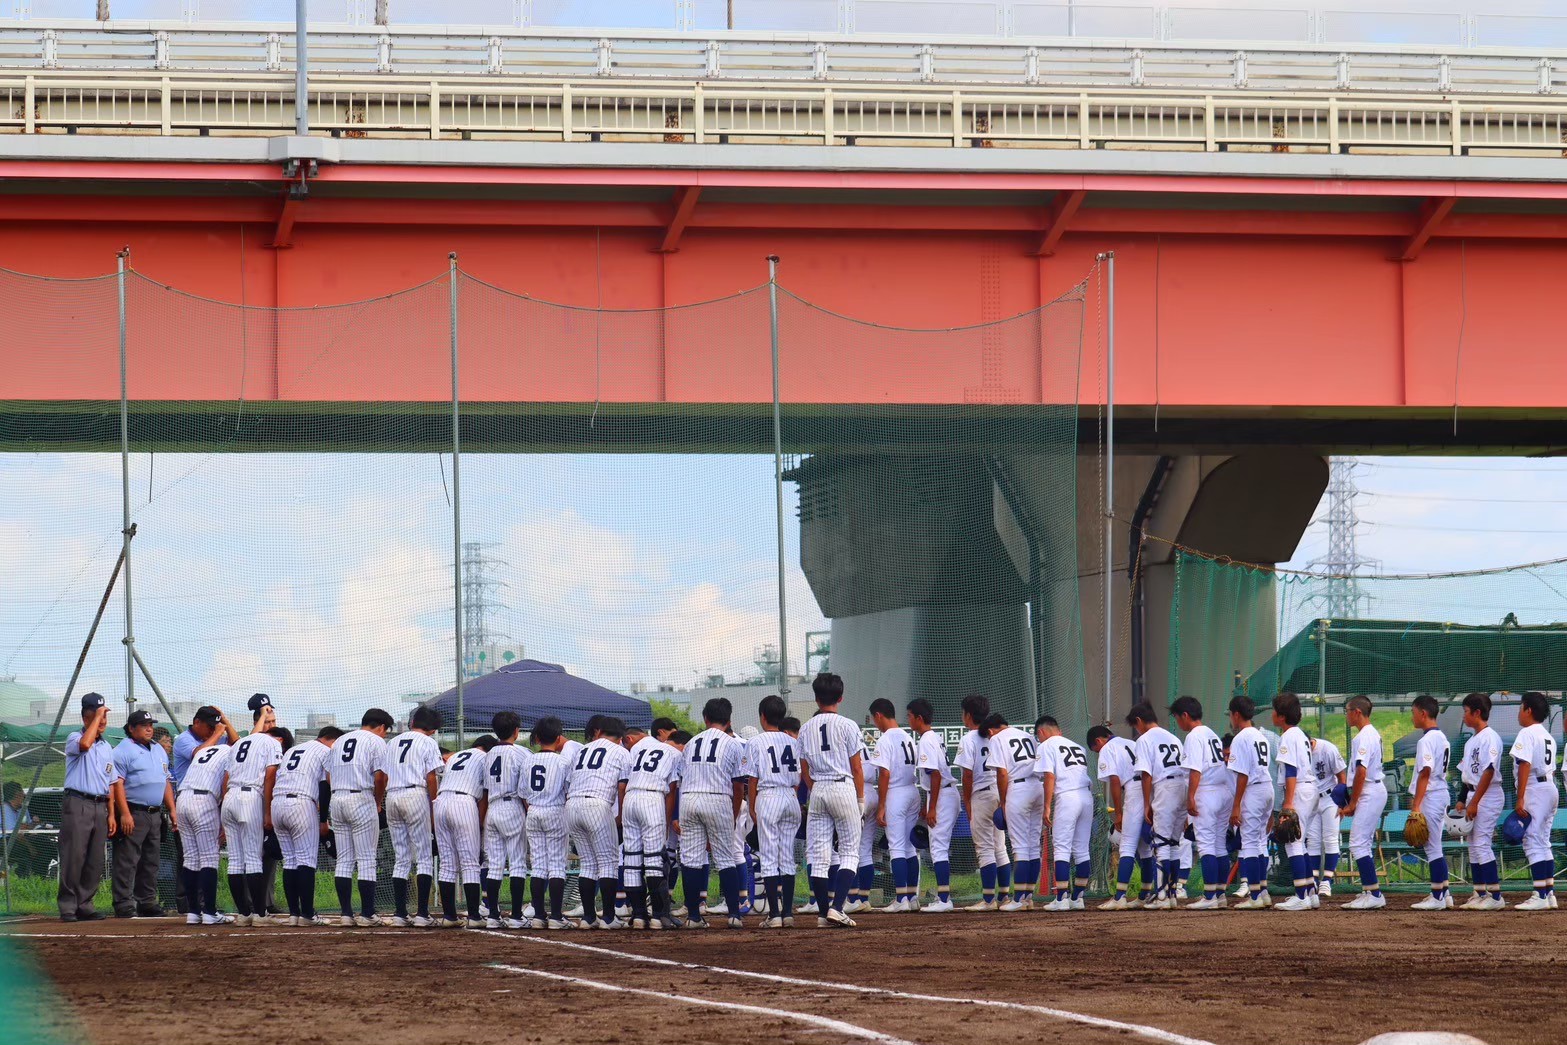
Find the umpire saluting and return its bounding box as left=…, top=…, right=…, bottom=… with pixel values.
left=59, top=692, right=121, bottom=922
left=111, top=709, right=178, bottom=918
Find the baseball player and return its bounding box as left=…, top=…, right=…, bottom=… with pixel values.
left=567, top=716, right=631, bottom=929
left=1340, top=695, right=1388, bottom=910
left=662, top=729, right=694, bottom=918
left=1090, top=724, right=1153, bottom=909
left=799, top=672, right=866, bottom=928
left=1168, top=697, right=1230, bottom=910
left=523, top=716, right=573, bottom=929
left=1035, top=715, right=1090, bottom=912
left=1227, top=696, right=1275, bottom=910
left=1270, top=693, right=1322, bottom=912
left=483, top=712, right=532, bottom=929
left=868, top=698, right=921, bottom=913
left=385, top=705, right=443, bottom=927
left=437, top=734, right=495, bottom=926
left=907, top=698, right=958, bottom=913
left=1306, top=732, right=1347, bottom=897
left=326, top=708, right=393, bottom=926
left=175, top=723, right=232, bottom=925
left=1128, top=702, right=1186, bottom=909
left=676, top=699, right=747, bottom=929
left=847, top=737, right=881, bottom=916
left=622, top=721, right=681, bottom=929
left=1407, top=694, right=1453, bottom=911
left=747, top=695, right=802, bottom=929
left=1510, top=690, right=1559, bottom=911
left=270, top=725, right=342, bottom=925
left=955, top=693, right=1012, bottom=910
left=986, top=712, right=1041, bottom=911
left=558, top=720, right=589, bottom=920
left=220, top=695, right=283, bottom=926
left=1456, top=691, right=1505, bottom=910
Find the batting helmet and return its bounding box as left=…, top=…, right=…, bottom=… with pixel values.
left=910, top=823, right=930, bottom=850
left=993, top=808, right=1007, bottom=831
left=1502, top=810, right=1531, bottom=845
left=1225, top=824, right=1241, bottom=853
left=1139, top=819, right=1154, bottom=845
left=1331, top=782, right=1351, bottom=809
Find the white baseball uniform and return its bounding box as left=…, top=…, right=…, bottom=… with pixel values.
left=956, top=727, right=1010, bottom=869
left=1134, top=725, right=1188, bottom=864
left=434, top=745, right=488, bottom=885
left=678, top=727, right=746, bottom=870
left=916, top=728, right=959, bottom=865
left=990, top=726, right=1042, bottom=862
left=1276, top=726, right=1320, bottom=864
left=273, top=739, right=332, bottom=869
left=800, top=711, right=865, bottom=873
left=1347, top=724, right=1386, bottom=861
left=622, top=734, right=680, bottom=887
left=748, top=731, right=803, bottom=878
left=1410, top=727, right=1451, bottom=862
left=1038, top=734, right=1093, bottom=865
left=220, top=732, right=283, bottom=874
left=176, top=743, right=230, bottom=871
left=566, top=738, right=630, bottom=880
left=1511, top=723, right=1560, bottom=864
left=523, top=749, right=572, bottom=880
left=1098, top=736, right=1148, bottom=861
left=1181, top=723, right=1231, bottom=861
left=1227, top=725, right=1273, bottom=860
left=872, top=725, right=921, bottom=862
left=1306, top=737, right=1346, bottom=859
left=384, top=730, right=442, bottom=879
left=483, top=743, right=531, bottom=880
left=327, top=728, right=389, bottom=881
left=1460, top=725, right=1504, bottom=867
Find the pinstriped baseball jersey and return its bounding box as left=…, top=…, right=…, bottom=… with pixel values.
left=916, top=728, right=955, bottom=790
left=681, top=727, right=746, bottom=794
left=274, top=739, right=332, bottom=795
left=224, top=732, right=282, bottom=790
left=567, top=738, right=631, bottom=802
left=746, top=732, right=801, bottom=789
left=954, top=729, right=995, bottom=788
left=871, top=726, right=919, bottom=789
left=798, top=712, right=864, bottom=781
left=439, top=746, right=490, bottom=796
left=328, top=729, right=388, bottom=792
left=484, top=743, right=529, bottom=799
left=523, top=749, right=572, bottom=807
left=177, top=743, right=230, bottom=793
left=560, top=739, right=583, bottom=770
left=385, top=731, right=443, bottom=790
left=626, top=735, right=680, bottom=793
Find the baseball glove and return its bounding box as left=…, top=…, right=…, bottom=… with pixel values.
left=1403, top=810, right=1431, bottom=848
left=1272, top=807, right=1302, bottom=844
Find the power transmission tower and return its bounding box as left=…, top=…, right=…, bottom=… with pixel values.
left=461, top=541, right=508, bottom=679
left=1303, top=457, right=1377, bottom=619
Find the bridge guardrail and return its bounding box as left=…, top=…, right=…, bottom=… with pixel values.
left=2, top=70, right=1566, bottom=157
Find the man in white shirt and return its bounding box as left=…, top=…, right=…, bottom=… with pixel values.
left=1170, top=696, right=1230, bottom=910
left=326, top=707, right=393, bottom=926
left=1406, top=694, right=1452, bottom=912
left=270, top=725, right=343, bottom=926
left=869, top=698, right=922, bottom=913
left=798, top=673, right=867, bottom=928
left=1270, top=693, right=1322, bottom=912
left=678, top=699, right=748, bottom=928
left=1340, top=695, right=1389, bottom=910
left=747, top=695, right=803, bottom=928
left=1510, top=691, right=1558, bottom=911
left=1306, top=734, right=1347, bottom=897
left=954, top=693, right=1012, bottom=910
left=384, top=704, right=443, bottom=927
left=1129, top=702, right=1186, bottom=909
left=623, top=721, right=681, bottom=929
left=1227, top=696, right=1275, bottom=910
left=907, top=698, right=958, bottom=913
left=987, top=712, right=1042, bottom=911
left=483, top=711, right=532, bottom=928
left=1457, top=691, right=1505, bottom=910
left=1090, top=724, right=1152, bottom=909
left=1036, top=715, right=1091, bottom=912
left=567, top=717, right=632, bottom=929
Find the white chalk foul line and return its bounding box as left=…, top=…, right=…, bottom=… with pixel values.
left=476, top=931, right=1219, bottom=1045
left=0, top=929, right=421, bottom=940
left=488, top=963, right=920, bottom=1045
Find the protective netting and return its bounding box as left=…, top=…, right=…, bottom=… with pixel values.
left=0, top=263, right=1089, bottom=911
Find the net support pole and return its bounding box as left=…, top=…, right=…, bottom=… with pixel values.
left=1099, top=251, right=1116, bottom=724
left=450, top=253, right=465, bottom=747
left=295, top=0, right=309, bottom=135
left=767, top=255, right=790, bottom=699
left=1317, top=620, right=1328, bottom=733
left=118, top=247, right=137, bottom=716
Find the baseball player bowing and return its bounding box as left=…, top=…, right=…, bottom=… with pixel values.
left=385, top=705, right=443, bottom=927
left=1227, top=696, right=1275, bottom=910
left=747, top=695, right=802, bottom=929
left=1456, top=692, right=1505, bottom=910
left=1035, top=715, right=1091, bottom=912
left=907, top=699, right=958, bottom=913
left=175, top=722, right=232, bottom=925
left=567, top=717, right=632, bottom=929
left=435, top=735, right=495, bottom=927
left=221, top=695, right=283, bottom=927
left=1169, top=697, right=1231, bottom=910
left=1091, top=725, right=1153, bottom=909
left=327, top=708, right=393, bottom=926
left=677, top=699, right=748, bottom=929
left=1510, top=691, right=1559, bottom=911
left=271, top=726, right=343, bottom=925
left=483, top=712, right=532, bottom=929
left=1407, top=694, right=1453, bottom=912
left=622, top=721, right=681, bottom=929
left=1128, top=702, right=1186, bottom=909
left=1306, top=731, right=1347, bottom=898
left=955, top=694, right=1012, bottom=910
left=868, top=699, right=921, bottom=913
left=799, top=673, right=866, bottom=928
left=523, top=716, right=574, bottom=929
left=986, top=712, right=1042, bottom=911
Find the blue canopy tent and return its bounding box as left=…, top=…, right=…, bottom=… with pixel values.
left=423, top=659, right=652, bottom=734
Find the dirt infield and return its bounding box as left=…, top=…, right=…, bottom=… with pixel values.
left=6, top=899, right=1560, bottom=1045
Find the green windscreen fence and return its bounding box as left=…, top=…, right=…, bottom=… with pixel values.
left=0, top=262, right=1091, bottom=911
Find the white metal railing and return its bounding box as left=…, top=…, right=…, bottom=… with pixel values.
left=10, top=4, right=1567, bottom=51
left=4, top=69, right=1567, bottom=156
left=2, top=23, right=1567, bottom=95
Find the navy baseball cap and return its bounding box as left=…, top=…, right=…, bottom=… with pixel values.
left=126, top=709, right=156, bottom=728
left=80, top=693, right=106, bottom=713
left=247, top=693, right=273, bottom=712
left=193, top=705, right=222, bottom=725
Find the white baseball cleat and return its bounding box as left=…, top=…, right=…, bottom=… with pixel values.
left=727, top=917, right=745, bottom=929
left=598, top=918, right=627, bottom=930
left=1174, top=885, right=1188, bottom=901
left=615, top=903, right=632, bottom=920
left=1481, top=896, right=1508, bottom=911
left=1042, top=899, right=1073, bottom=912
left=681, top=918, right=710, bottom=930
left=842, top=899, right=869, bottom=915
left=1444, top=893, right=1455, bottom=909
left=1309, top=892, right=1320, bottom=909
left=1275, top=896, right=1313, bottom=912
left=1125, top=897, right=1147, bottom=910
left=306, top=915, right=333, bottom=926
left=563, top=905, right=584, bottom=918
left=922, top=899, right=955, bottom=913
left=878, top=899, right=906, bottom=913
left=825, top=908, right=857, bottom=928
left=1459, top=893, right=1487, bottom=910
left=781, top=916, right=795, bottom=928
left=758, top=917, right=783, bottom=929
left=484, top=917, right=504, bottom=929
left=355, top=914, right=383, bottom=928
left=1184, top=897, right=1220, bottom=911
left=965, top=900, right=998, bottom=912
left=411, top=915, right=434, bottom=928
left=1551, top=894, right=1560, bottom=909
left=1345, top=892, right=1386, bottom=910
left=997, top=899, right=1024, bottom=912
left=1231, top=882, right=1250, bottom=898
left=1098, top=897, right=1131, bottom=911
left=545, top=919, right=571, bottom=930
left=1232, top=896, right=1268, bottom=910
left=230, top=914, right=251, bottom=927
left=1317, top=880, right=1333, bottom=897
left=816, top=916, right=831, bottom=928
left=388, top=916, right=410, bottom=928
left=1259, top=891, right=1273, bottom=908
left=338, top=915, right=356, bottom=928
left=794, top=901, right=818, bottom=916
left=1516, top=894, right=1552, bottom=911
left=704, top=900, right=730, bottom=916
left=1070, top=898, right=1086, bottom=911
left=185, top=913, right=201, bottom=925
left=670, top=904, right=689, bottom=918
left=504, top=917, right=528, bottom=929
left=200, top=913, right=233, bottom=925
left=529, top=917, right=548, bottom=929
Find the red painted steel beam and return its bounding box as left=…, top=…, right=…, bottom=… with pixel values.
left=0, top=161, right=286, bottom=182
left=1397, top=197, right=1456, bottom=261
left=271, top=197, right=303, bottom=249
left=1030, top=189, right=1085, bottom=257
left=656, top=186, right=702, bottom=253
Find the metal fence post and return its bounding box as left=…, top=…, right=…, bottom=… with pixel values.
left=1099, top=251, right=1116, bottom=724
left=768, top=256, right=790, bottom=698
left=295, top=0, right=309, bottom=135
left=449, top=253, right=465, bottom=746
left=118, top=247, right=136, bottom=716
